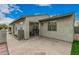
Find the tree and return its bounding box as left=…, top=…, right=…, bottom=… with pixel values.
left=0, top=24, right=8, bottom=30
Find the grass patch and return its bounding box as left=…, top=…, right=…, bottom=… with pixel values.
left=71, top=40, right=79, bottom=55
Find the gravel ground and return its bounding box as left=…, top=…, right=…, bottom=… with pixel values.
left=7, top=32, right=72, bottom=55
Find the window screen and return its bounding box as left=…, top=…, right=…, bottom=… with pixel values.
left=48, top=21, right=57, bottom=31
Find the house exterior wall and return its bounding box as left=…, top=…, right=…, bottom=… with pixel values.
left=10, top=25, right=13, bottom=34
left=24, top=15, right=49, bottom=39
left=13, top=24, right=17, bottom=35
left=24, top=18, right=29, bottom=39
left=10, top=24, right=15, bottom=35
left=10, top=15, right=49, bottom=39
left=14, top=24, right=20, bottom=36
left=29, top=15, right=49, bottom=22
left=10, top=19, right=25, bottom=37
left=39, top=15, right=74, bottom=42
left=14, top=22, right=25, bottom=36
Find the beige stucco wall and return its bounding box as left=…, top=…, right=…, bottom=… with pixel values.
left=24, top=18, right=29, bottom=39
left=29, top=15, right=49, bottom=22
left=10, top=25, right=13, bottom=34
left=10, top=15, right=49, bottom=39
left=24, top=15, right=49, bottom=39
left=39, top=15, right=74, bottom=42
left=14, top=22, right=25, bottom=36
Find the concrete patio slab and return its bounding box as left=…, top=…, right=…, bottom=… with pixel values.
left=7, top=32, right=72, bottom=55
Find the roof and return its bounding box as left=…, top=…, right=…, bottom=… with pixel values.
left=10, top=14, right=48, bottom=25
left=10, top=16, right=26, bottom=25
left=10, top=12, right=74, bottom=24
left=39, top=12, right=74, bottom=22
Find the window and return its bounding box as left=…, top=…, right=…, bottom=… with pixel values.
left=48, top=21, right=57, bottom=31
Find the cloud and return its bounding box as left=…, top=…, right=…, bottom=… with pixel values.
left=0, top=4, right=23, bottom=25
left=0, top=17, right=14, bottom=25
left=36, top=4, right=51, bottom=6
left=0, top=4, right=23, bottom=14
left=35, top=4, right=52, bottom=8
left=9, top=4, right=23, bottom=13
left=34, top=13, right=41, bottom=15
left=0, top=4, right=10, bottom=14
left=0, top=12, right=6, bottom=19
left=0, top=4, right=23, bottom=19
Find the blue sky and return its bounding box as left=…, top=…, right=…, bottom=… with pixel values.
left=6, top=4, right=79, bottom=20
left=1, top=4, right=79, bottom=24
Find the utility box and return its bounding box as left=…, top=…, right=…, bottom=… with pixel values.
left=18, top=30, right=24, bottom=40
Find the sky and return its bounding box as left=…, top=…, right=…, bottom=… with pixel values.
left=0, top=4, right=79, bottom=24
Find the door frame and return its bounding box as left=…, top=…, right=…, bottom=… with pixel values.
left=29, top=22, right=39, bottom=36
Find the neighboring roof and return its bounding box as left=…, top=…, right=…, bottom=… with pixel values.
left=39, top=12, right=74, bottom=22
left=10, top=14, right=48, bottom=25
